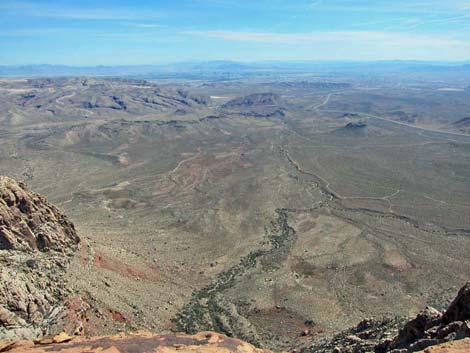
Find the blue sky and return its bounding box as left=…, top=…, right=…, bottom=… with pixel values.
left=0, top=0, right=469, bottom=65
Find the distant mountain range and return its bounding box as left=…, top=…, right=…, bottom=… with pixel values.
left=1, top=60, right=470, bottom=78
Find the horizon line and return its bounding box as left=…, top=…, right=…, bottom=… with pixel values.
left=1, top=59, right=470, bottom=68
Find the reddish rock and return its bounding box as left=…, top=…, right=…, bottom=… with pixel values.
left=416, top=338, right=470, bottom=353
left=0, top=331, right=275, bottom=353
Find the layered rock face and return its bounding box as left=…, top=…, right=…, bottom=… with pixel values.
left=0, top=331, right=275, bottom=353
left=0, top=176, right=80, bottom=251
left=0, top=176, right=80, bottom=340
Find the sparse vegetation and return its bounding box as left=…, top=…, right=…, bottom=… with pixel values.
left=1, top=76, right=470, bottom=350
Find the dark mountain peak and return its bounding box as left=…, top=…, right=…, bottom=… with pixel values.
left=345, top=121, right=367, bottom=129
left=452, top=117, right=470, bottom=126
left=222, top=93, right=283, bottom=109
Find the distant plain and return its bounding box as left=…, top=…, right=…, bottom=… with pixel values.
left=0, top=67, right=469, bottom=350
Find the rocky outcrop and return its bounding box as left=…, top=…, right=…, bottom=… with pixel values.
left=331, top=121, right=370, bottom=137
left=441, top=283, right=470, bottom=324
left=0, top=331, right=275, bottom=353
left=302, top=283, right=470, bottom=353
left=304, top=317, right=405, bottom=353
left=388, top=306, right=443, bottom=350
left=0, top=176, right=80, bottom=252
left=0, top=176, right=80, bottom=340
left=382, top=284, right=470, bottom=352
left=344, top=122, right=367, bottom=130
left=222, top=93, right=283, bottom=109
left=220, top=93, right=285, bottom=119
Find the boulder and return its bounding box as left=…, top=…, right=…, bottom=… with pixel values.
left=441, top=284, right=470, bottom=325
left=393, top=307, right=442, bottom=348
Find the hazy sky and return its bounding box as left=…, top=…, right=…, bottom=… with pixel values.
left=1, top=0, right=470, bottom=65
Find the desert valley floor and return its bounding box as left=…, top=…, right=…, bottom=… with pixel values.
left=0, top=76, right=469, bottom=350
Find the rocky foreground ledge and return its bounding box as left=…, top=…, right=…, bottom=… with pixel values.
left=0, top=331, right=469, bottom=353
left=0, top=331, right=274, bottom=353
left=1, top=282, right=470, bottom=352
left=302, top=283, right=470, bottom=353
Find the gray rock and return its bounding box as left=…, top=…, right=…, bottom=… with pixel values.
left=0, top=176, right=81, bottom=340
